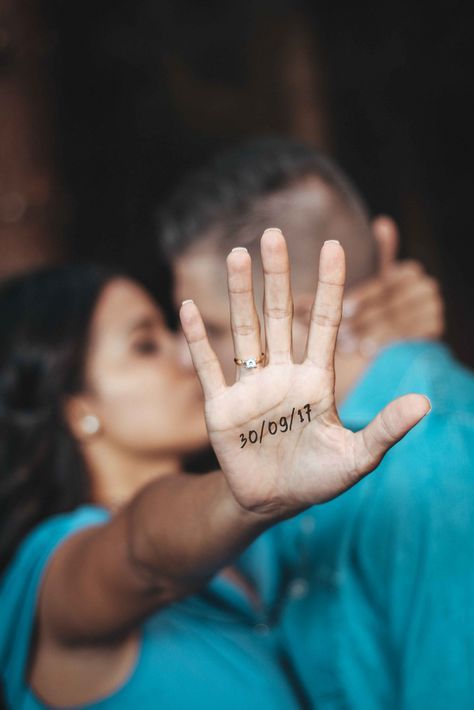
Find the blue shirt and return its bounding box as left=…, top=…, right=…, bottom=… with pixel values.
left=281, top=340, right=474, bottom=709
left=0, top=496, right=312, bottom=708
left=1, top=340, right=473, bottom=709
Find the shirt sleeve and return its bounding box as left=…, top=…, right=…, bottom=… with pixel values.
left=0, top=505, right=110, bottom=708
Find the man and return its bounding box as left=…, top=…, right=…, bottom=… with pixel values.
left=158, top=138, right=474, bottom=709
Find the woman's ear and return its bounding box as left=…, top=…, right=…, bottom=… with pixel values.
left=63, top=395, right=102, bottom=442
left=371, top=215, right=400, bottom=276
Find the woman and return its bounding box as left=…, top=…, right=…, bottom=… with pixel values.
left=0, top=231, right=429, bottom=708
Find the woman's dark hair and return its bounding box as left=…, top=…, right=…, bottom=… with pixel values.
left=0, top=263, right=125, bottom=576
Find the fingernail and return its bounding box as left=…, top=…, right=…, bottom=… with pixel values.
left=231, top=247, right=248, bottom=253
left=263, top=227, right=282, bottom=234
left=181, top=299, right=194, bottom=306
left=324, top=239, right=340, bottom=245
left=424, top=397, right=432, bottom=415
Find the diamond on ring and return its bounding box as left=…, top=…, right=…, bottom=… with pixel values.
left=234, top=352, right=265, bottom=368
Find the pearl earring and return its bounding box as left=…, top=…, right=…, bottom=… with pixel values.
left=81, top=414, right=101, bottom=435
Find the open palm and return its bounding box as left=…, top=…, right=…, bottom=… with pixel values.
left=180, top=229, right=430, bottom=517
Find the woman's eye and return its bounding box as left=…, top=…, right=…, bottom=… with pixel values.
left=134, top=340, right=159, bottom=355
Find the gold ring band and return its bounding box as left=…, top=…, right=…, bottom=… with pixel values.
left=233, top=352, right=265, bottom=369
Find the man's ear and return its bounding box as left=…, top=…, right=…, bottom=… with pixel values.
left=371, top=215, right=400, bottom=276
left=63, top=395, right=101, bottom=442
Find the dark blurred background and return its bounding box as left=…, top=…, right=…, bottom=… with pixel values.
left=1, top=0, right=473, bottom=365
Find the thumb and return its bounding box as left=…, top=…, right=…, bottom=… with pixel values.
left=353, top=394, right=431, bottom=477
left=372, top=215, right=400, bottom=276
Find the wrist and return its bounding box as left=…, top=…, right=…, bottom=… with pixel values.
left=216, top=473, right=292, bottom=530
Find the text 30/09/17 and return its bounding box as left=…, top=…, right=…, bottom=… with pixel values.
left=239, top=404, right=312, bottom=448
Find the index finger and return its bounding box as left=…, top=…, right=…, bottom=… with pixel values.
left=179, top=299, right=227, bottom=399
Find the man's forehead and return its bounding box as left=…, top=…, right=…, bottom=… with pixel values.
left=175, top=246, right=225, bottom=288
left=173, top=174, right=374, bottom=297
left=257, top=176, right=335, bottom=215
left=174, top=249, right=228, bottom=315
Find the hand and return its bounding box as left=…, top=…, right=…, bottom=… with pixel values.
left=179, top=229, right=430, bottom=518
left=339, top=216, right=445, bottom=356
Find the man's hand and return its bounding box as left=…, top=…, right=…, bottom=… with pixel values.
left=339, top=216, right=445, bottom=357
left=180, top=229, right=430, bottom=518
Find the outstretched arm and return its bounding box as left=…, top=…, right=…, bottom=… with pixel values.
left=37, top=470, right=274, bottom=646
left=31, top=471, right=277, bottom=706
left=37, top=229, right=430, bottom=650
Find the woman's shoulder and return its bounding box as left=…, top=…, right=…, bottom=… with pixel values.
left=0, top=505, right=110, bottom=707
left=2, top=505, right=110, bottom=585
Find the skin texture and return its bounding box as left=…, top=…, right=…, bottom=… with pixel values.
left=29, top=234, right=429, bottom=707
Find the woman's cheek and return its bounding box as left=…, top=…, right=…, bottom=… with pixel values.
left=96, top=379, right=152, bottom=428
left=96, top=370, right=190, bottom=440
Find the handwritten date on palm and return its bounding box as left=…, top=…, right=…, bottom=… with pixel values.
left=240, top=404, right=312, bottom=448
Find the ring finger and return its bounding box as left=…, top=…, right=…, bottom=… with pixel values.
left=226, top=247, right=263, bottom=381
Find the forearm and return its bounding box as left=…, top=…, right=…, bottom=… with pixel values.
left=128, top=471, right=278, bottom=589
left=40, top=471, right=279, bottom=644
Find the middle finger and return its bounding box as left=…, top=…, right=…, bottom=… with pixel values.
left=260, top=228, right=293, bottom=365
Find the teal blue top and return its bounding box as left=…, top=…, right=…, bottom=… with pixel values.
left=1, top=341, right=474, bottom=709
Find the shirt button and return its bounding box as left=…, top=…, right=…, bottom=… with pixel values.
left=300, top=515, right=316, bottom=534
left=253, top=622, right=270, bottom=636
left=288, top=577, right=309, bottom=599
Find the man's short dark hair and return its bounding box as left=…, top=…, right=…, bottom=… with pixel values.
left=158, top=136, right=370, bottom=259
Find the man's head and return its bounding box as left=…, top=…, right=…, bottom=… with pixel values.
left=159, top=137, right=377, bottom=381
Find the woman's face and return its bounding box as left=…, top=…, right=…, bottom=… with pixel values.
left=82, top=277, right=208, bottom=457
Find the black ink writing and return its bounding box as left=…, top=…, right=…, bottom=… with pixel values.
left=239, top=404, right=312, bottom=448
